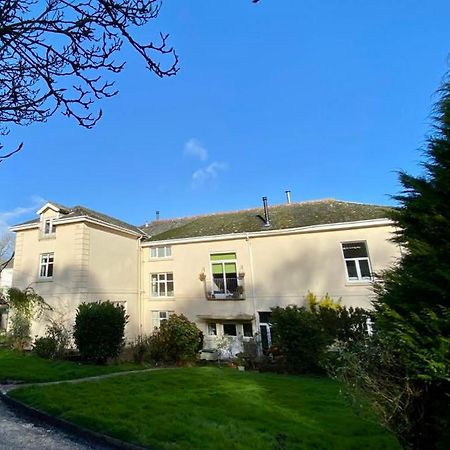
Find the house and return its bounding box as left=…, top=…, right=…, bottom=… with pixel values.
left=10, top=198, right=401, bottom=350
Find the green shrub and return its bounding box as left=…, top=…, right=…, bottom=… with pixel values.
left=32, top=319, right=71, bottom=359
left=73, top=301, right=127, bottom=363
left=130, top=335, right=152, bottom=364
left=33, top=336, right=58, bottom=359
left=9, top=313, right=31, bottom=350
left=270, top=301, right=371, bottom=374
left=271, top=306, right=329, bottom=374
left=148, top=314, right=203, bottom=364
left=46, top=319, right=71, bottom=358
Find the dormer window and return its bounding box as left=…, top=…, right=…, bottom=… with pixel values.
left=43, top=218, right=55, bottom=235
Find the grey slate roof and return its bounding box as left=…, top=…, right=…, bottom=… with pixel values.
left=13, top=199, right=392, bottom=241
left=13, top=202, right=144, bottom=236
left=141, top=199, right=392, bottom=242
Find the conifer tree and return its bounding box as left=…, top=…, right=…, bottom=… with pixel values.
left=375, top=76, right=450, bottom=448
left=337, top=76, right=450, bottom=449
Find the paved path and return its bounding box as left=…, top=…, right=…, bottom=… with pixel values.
left=0, top=368, right=162, bottom=449
left=0, top=399, right=108, bottom=449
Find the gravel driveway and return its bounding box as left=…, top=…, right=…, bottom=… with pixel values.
left=0, top=399, right=108, bottom=450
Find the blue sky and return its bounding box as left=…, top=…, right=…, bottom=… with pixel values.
left=2, top=0, right=450, bottom=231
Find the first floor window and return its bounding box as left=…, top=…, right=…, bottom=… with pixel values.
left=150, top=246, right=172, bottom=259
left=151, top=273, right=174, bottom=297
left=342, top=241, right=372, bottom=281
left=152, top=310, right=173, bottom=330
left=210, top=253, right=238, bottom=296
left=39, top=253, right=54, bottom=278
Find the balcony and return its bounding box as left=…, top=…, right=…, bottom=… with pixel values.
left=205, top=278, right=245, bottom=300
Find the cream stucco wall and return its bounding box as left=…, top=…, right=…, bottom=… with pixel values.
left=12, top=212, right=140, bottom=338
left=141, top=223, right=400, bottom=340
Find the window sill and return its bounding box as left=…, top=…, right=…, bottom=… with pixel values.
left=36, top=278, right=53, bottom=283
left=149, top=297, right=175, bottom=300
left=149, top=257, right=173, bottom=262
left=345, top=280, right=372, bottom=287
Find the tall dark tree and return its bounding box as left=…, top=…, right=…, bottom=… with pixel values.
left=0, top=0, right=179, bottom=162
left=337, top=76, right=450, bottom=449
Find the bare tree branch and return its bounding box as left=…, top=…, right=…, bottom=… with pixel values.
left=0, top=0, right=178, bottom=161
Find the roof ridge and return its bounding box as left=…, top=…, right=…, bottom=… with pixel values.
left=142, top=198, right=344, bottom=225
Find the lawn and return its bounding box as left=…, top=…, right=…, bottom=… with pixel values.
left=0, top=349, right=144, bottom=383
left=10, top=367, right=400, bottom=449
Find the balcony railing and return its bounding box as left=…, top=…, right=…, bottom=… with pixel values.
left=205, top=278, right=245, bottom=300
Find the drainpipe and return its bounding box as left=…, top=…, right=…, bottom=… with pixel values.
left=246, top=233, right=260, bottom=353
left=137, top=236, right=143, bottom=336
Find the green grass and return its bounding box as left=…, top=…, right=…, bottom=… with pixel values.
left=10, top=367, right=400, bottom=449
left=0, top=349, right=144, bottom=383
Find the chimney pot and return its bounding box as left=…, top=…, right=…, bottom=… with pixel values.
left=285, top=190, right=292, bottom=204
left=262, top=196, right=271, bottom=226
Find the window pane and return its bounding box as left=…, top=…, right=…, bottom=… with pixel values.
left=151, top=274, right=157, bottom=282
left=243, top=323, right=253, bottom=337
left=40, top=265, right=46, bottom=277
left=346, top=260, right=358, bottom=279
left=342, top=242, right=368, bottom=259
left=359, top=259, right=371, bottom=278
left=47, top=264, right=53, bottom=277
left=160, top=283, right=166, bottom=296
left=166, top=246, right=172, bottom=257
left=224, top=262, right=237, bottom=275
left=212, top=263, right=224, bottom=275
left=223, top=323, right=237, bottom=336
left=157, top=247, right=165, bottom=258
left=167, top=273, right=173, bottom=281
left=210, top=253, right=236, bottom=261
left=150, top=248, right=156, bottom=258
left=167, top=282, right=174, bottom=296
left=207, top=323, right=217, bottom=335
left=258, top=311, right=271, bottom=323
left=160, top=311, right=168, bottom=319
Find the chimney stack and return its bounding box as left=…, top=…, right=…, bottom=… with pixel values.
left=155, top=210, right=160, bottom=221
left=285, top=190, right=292, bottom=204
left=262, top=196, right=271, bottom=227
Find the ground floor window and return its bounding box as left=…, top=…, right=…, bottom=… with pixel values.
left=223, top=323, right=237, bottom=336
left=207, top=323, right=217, bottom=336
left=151, top=310, right=174, bottom=330
left=243, top=323, right=253, bottom=337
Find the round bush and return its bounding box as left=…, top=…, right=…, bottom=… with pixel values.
left=33, top=336, right=57, bottom=359
left=73, top=301, right=127, bottom=363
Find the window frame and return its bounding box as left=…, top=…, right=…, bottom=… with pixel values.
left=151, top=310, right=173, bottom=330
left=341, top=241, right=373, bottom=282
left=150, top=246, right=172, bottom=259
left=41, top=217, right=56, bottom=237
left=39, top=252, right=54, bottom=279
left=150, top=272, right=174, bottom=298
left=209, top=252, right=238, bottom=297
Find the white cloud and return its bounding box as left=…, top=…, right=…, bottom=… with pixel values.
left=184, top=138, right=208, bottom=161
left=191, top=162, right=228, bottom=187
left=0, top=195, right=45, bottom=234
